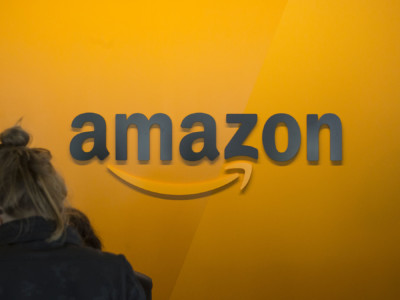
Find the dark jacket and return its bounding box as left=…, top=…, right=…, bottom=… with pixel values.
left=0, top=217, right=146, bottom=300
left=134, top=272, right=152, bottom=300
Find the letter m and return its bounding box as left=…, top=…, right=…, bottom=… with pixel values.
left=115, top=113, right=172, bottom=161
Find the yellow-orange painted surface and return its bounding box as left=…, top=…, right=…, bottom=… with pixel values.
left=1, top=1, right=400, bottom=299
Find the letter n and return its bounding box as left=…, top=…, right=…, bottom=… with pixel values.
left=307, top=113, right=342, bottom=161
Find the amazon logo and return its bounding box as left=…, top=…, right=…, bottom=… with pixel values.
left=70, top=113, right=342, bottom=197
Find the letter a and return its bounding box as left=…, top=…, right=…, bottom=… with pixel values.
left=180, top=113, right=219, bottom=161
left=70, top=113, right=109, bottom=161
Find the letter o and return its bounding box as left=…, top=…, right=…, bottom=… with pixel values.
left=262, top=114, right=301, bottom=162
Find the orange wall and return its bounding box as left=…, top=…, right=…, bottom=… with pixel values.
left=1, top=1, right=400, bottom=299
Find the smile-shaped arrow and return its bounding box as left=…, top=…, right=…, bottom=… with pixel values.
left=107, top=161, right=252, bottom=197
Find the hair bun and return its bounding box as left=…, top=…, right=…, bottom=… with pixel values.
left=0, top=126, right=30, bottom=147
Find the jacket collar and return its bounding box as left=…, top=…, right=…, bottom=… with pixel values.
left=0, top=216, right=82, bottom=249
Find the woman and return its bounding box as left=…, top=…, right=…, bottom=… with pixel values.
left=0, top=126, right=145, bottom=299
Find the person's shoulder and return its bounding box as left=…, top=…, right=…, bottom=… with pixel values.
left=90, top=248, right=134, bottom=271
left=77, top=248, right=146, bottom=299
left=66, top=244, right=129, bottom=265
left=70, top=246, right=136, bottom=272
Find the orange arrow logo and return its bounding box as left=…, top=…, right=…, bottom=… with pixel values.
left=107, top=161, right=252, bottom=197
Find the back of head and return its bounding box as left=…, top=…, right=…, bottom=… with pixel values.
left=0, top=126, right=67, bottom=240
left=65, top=207, right=103, bottom=250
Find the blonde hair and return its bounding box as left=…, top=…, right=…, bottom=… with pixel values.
left=0, top=126, right=67, bottom=241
